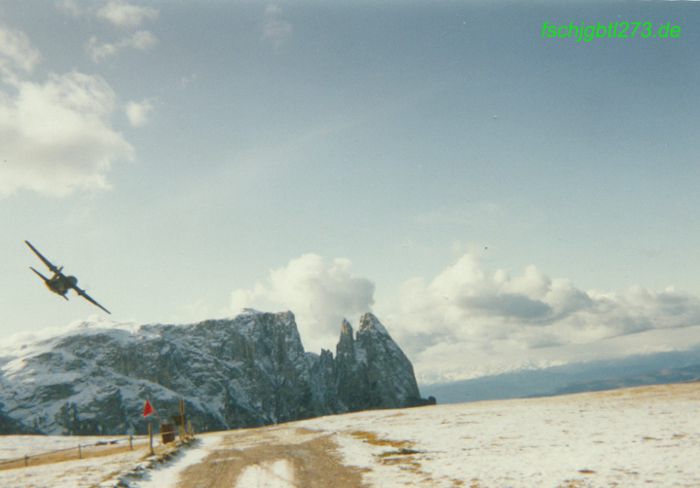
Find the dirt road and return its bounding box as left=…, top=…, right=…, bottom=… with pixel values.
left=177, top=426, right=367, bottom=488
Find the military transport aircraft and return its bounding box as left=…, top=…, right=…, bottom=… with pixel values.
left=25, top=240, right=111, bottom=315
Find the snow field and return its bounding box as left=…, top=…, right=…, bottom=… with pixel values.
left=0, top=448, right=144, bottom=488
left=0, top=434, right=145, bottom=461
left=299, top=383, right=700, bottom=487
left=1, top=383, right=698, bottom=487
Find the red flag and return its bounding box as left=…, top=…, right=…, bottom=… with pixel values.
left=142, top=400, right=154, bottom=417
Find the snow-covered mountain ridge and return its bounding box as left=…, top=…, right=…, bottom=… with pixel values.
left=0, top=310, right=428, bottom=435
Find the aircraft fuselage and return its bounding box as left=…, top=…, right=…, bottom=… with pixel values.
left=46, top=274, right=78, bottom=296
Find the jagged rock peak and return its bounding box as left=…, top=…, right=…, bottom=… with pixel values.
left=336, top=318, right=355, bottom=359
left=358, top=312, right=389, bottom=336
left=340, top=318, right=353, bottom=337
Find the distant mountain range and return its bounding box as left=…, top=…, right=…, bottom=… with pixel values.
left=0, top=311, right=429, bottom=435
left=421, top=348, right=700, bottom=404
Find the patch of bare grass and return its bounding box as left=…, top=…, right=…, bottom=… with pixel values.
left=350, top=430, right=414, bottom=450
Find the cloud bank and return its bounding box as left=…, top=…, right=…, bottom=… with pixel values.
left=232, top=252, right=700, bottom=383
left=389, top=254, right=700, bottom=382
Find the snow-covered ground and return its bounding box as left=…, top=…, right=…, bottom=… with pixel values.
left=299, top=382, right=700, bottom=487
left=0, top=435, right=144, bottom=461
left=129, top=435, right=222, bottom=488
left=0, top=447, right=144, bottom=488
left=0, top=434, right=148, bottom=488
left=1, top=382, right=698, bottom=487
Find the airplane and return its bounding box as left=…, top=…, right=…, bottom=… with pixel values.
left=25, top=240, right=111, bottom=315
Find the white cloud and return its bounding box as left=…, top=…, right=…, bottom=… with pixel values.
left=0, top=27, right=41, bottom=79
left=97, top=1, right=159, bottom=29
left=125, top=99, right=153, bottom=127
left=231, top=254, right=375, bottom=353
left=262, top=4, right=293, bottom=49
left=384, top=253, right=700, bottom=383
left=0, top=71, right=134, bottom=197
left=56, top=2, right=158, bottom=63
left=86, top=30, right=158, bottom=63
left=56, top=0, right=159, bottom=28
left=0, top=28, right=133, bottom=197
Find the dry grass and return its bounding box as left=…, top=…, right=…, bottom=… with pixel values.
left=350, top=430, right=414, bottom=450
left=379, top=456, right=421, bottom=467
left=0, top=439, right=155, bottom=471
left=594, top=381, right=700, bottom=400
left=559, top=480, right=586, bottom=488
left=294, top=427, right=322, bottom=436
left=349, top=429, right=437, bottom=484
left=377, top=448, right=420, bottom=458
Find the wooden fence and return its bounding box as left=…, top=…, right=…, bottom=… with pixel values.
left=0, top=435, right=147, bottom=471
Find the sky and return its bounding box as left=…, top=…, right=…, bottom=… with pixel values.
left=1, top=0, right=699, bottom=384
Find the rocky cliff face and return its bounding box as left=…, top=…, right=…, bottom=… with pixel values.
left=334, top=315, right=423, bottom=411
left=0, top=311, right=427, bottom=435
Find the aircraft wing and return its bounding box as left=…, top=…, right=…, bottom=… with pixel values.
left=29, top=266, right=51, bottom=284
left=25, top=240, right=60, bottom=274
left=73, top=286, right=111, bottom=315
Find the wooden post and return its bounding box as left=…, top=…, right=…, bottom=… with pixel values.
left=78, top=444, right=82, bottom=459
left=129, top=434, right=133, bottom=450
left=179, top=399, right=186, bottom=440
left=24, top=455, right=28, bottom=467
left=148, top=422, right=154, bottom=455
left=187, top=420, right=193, bottom=438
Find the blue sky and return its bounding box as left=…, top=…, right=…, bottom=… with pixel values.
left=1, top=1, right=699, bottom=382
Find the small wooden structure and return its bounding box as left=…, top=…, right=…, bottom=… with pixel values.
left=160, top=422, right=176, bottom=443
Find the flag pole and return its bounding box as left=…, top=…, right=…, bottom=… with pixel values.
left=143, top=399, right=160, bottom=450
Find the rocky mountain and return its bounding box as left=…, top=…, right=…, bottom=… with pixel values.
left=0, top=310, right=428, bottom=435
